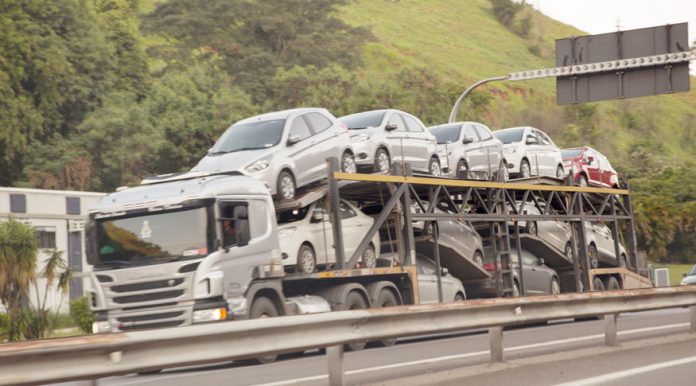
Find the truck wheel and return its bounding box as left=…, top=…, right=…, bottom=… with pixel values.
left=249, top=297, right=279, bottom=364
left=374, top=148, right=391, bottom=174
left=362, top=244, right=377, bottom=269
left=592, top=276, right=605, bottom=291
left=296, top=244, right=316, bottom=274
left=374, top=290, right=399, bottom=347
left=605, top=276, right=621, bottom=291
left=342, top=291, right=368, bottom=351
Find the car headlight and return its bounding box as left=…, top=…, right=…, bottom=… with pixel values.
left=92, top=321, right=112, bottom=334
left=193, top=308, right=228, bottom=323
left=351, top=134, right=370, bottom=142
left=246, top=159, right=270, bottom=173
left=278, top=227, right=296, bottom=238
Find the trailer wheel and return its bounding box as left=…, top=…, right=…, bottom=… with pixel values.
left=342, top=291, right=368, bottom=351
left=374, top=289, right=399, bottom=347
left=605, top=276, right=621, bottom=291
left=592, top=276, right=605, bottom=291
left=249, top=297, right=280, bottom=364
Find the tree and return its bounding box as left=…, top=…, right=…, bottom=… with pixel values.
left=489, top=0, right=524, bottom=27
left=0, top=218, right=37, bottom=341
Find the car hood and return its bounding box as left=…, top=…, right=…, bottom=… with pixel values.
left=192, top=148, right=275, bottom=173
left=682, top=275, right=696, bottom=285
left=350, top=127, right=381, bottom=136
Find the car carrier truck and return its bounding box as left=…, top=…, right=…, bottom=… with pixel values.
left=86, top=159, right=652, bottom=344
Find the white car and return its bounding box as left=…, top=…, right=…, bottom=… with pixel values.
left=428, top=121, right=506, bottom=180
left=339, top=109, right=441, bottom=175
left=416, top=253, right=466, bottom=303
left=585, top=222, right=627, bottom=269
left=277, top=199, right=380, bottom=273
left=193, top=108, right=355, bottom=200
left=511, top=201, right=573, bottom=258
left=493, top=126, right=564, bottom=179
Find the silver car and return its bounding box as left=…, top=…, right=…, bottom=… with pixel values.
left=416, top=253, right=466, bottom=303
left=493, top=126, right=565, bottom=179
left=193, top=108, right=355, bottom=200
left=680, top=265, right=696, bottom=285
left=339, top=109, right=441, bottom=175
left=513, top=201, right=573, bottom=258
left=277, top=199, right=380, bottom=273
left=585, top=222, right=627, bottom=269
left=428, top=122, right=506, bottom=180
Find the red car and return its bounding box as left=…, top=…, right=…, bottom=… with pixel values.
left=561, top=147, right=619, bottom=188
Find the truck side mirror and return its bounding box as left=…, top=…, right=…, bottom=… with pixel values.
left=233, top=206, right=250, bottom=247
left=385, top=122, right=398, bottom=131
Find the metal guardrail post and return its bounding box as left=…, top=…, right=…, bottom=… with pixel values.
left=691, top=306, right=696, bottom=334
left=605, top=313, right=618, bottom=346
left=489, top=326, right=504, bottom=363
left=327, top=345, right=345, bottom=386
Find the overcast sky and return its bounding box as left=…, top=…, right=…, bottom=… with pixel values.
left=529, top=0, right=695, bottom=72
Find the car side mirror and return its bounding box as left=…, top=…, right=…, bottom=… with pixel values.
left=539, top=258, right=545, bottom=266
left=462, top=137, right=474, bottom=144
left=683, top=273, right=688, bottom=278
left=385, top=122, right=398, bottom=131
left=311, top=211, right=324, bottom=223
left=525, top=136, right=535, bottom=145
left=233, top=206, right=250, bottom=247
left=287, top=135, right=301, bottom=146
left=441, top=267, right=449, bottom=276
left=587, top=156, right=594, bottom=164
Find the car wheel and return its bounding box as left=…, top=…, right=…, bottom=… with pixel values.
left=512, top=280, right=521, bottom=297
left=527, top=221, right=538, bottom=236
left=277, top=170, right=296, bottom=200
left=456, top=159, right=468, bottom=179
left=565, top=242, right=573, bottom=260
left=362, top=244, right=377, bottom=269
left=550, top=278, right=561, bottom=295
left=249, top=297, right=279, bottom=363
left=454, top=292, right=465, bottom=302
left=556, top=165, right=564, bottom=179
left=520, top=159, right=531, bottom=178
left=473, top=250, right=483, bottom=266
left=620, top=254, right=628, bottom=268
left=501, top=159, right=509, bottom=182
left=374, top=148, right=391, bottom=174
left=296, top=244, right=316, bottom=274
left=342, top=292, right=368, bottom=351
left=429, top=157, right=441, bottom=176
left=341, top=152, right=357, bottom=174
left=578, top=175, right=588, bottom=187
left=588, top=244, right=599, bottom=269
left=592, top=276, right=605, bottom=291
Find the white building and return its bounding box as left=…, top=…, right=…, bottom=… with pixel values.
left=0, top=187, right=105, bottom=313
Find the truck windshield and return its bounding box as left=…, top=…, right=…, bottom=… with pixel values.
left=210, top=119, right=285, bottom=154
left=429, top=124, right=461, bottom=144
left=94, top=206, right=213, bottom=268
left=494, top=128, right=524, bottom=144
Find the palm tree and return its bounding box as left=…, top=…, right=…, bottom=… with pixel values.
left=0, top=218, right=38, bottom=341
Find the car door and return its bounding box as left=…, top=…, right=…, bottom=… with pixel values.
left=305, top=112, right=341, bottom=172
left=523, top=129, right=542, bottom=176
left=522, top=251, right=545, bottom=294
left=600, top=154, right=615, bottom=187
left=286, top=115, right=317, bottom=186
left=535, top=129, right=555, bottom=177
left=384, top=112, right=411, bottom=166
left=586, top=150, right=602, bottom=185
left=337, top=200, right=367, bottom=263
left=402, top=114, right=430, bottom=171
left=460, top=124, right=484, bottom=174
left=416, top=256, right=439, bottom=304
left=595, top=223, right=615, bottom=260
left=474, top=124, right=500, bottom=177
left=308, top=201, right=332, bottom=266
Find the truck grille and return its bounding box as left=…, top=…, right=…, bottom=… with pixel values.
left=112, top=279, right=184, bottom=293
left=113, top=290, right=185, bottom=304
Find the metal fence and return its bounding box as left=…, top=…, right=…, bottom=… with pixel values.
left=2, top=286, right=696, bottom=386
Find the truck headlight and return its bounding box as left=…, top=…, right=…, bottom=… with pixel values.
left=246, top=159, right=270, bottom=173
left=278, top=227, right=296, bottom=238
left=351, top=134, right=370, bottom=142
left=193, top=307, right=228, bottom=323
left=92, top=321, right=112, bottom=334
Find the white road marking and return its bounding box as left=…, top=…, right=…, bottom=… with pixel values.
left=554, top=355, right=696, bottom=386
left=249, top=322, right=689, bottom=386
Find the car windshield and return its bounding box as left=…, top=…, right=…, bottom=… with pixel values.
left=494, top=128, right=524, bottom=144
left=276, top=206, right=310, bottom=224
left=429, top=124, right=461, bottom=144
left=562, top=149, right=583, bottom=159
left=210, top=119, right=285, bottom=154
left=339, top=110, right=386, bottom=130
left=94, top=206, right=214, bottom=268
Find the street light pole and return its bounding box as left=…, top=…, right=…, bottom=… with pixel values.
left=447, top=75, right=508, bottom=123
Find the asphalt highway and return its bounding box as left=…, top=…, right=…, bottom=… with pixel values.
left=58, top=308, right=692, bottom=386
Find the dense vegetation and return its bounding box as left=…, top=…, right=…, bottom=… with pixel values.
left=0, top=0, right=694, bottom=263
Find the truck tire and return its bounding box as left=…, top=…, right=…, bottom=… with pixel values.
left=249, top=297, right=279, bottom=364
left=605, top=276, right=621, bottom=291
left=592, top=276, right=605, bottom=291
left=374, top=289, right=399, bottom=347
left=342, top=291, right=368, bottom=351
